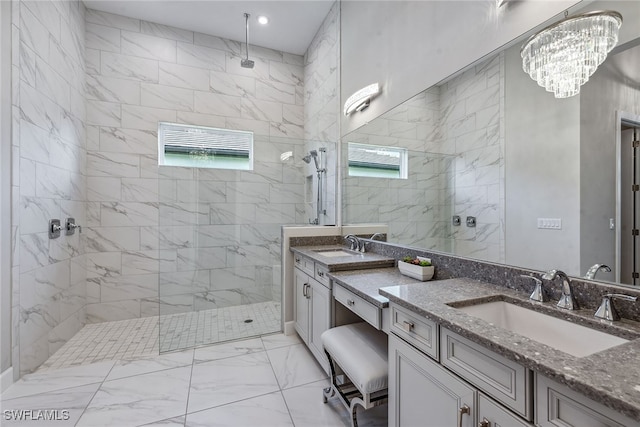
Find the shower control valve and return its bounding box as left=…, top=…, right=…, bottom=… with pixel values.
left=49, top=219, right=62, bottom=239
left=65, top=218, right=82, bottom=235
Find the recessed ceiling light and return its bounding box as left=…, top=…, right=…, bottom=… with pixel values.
left=257, top=15, right=269, bottom=25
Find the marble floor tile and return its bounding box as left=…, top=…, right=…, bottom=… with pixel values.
left=282, top=379, right=388, bottom=427
left=260, top=332, right=302, bottom=350
left=0, top=383, right=100, bottom=427
left=106, top=348, right=194, bottom=381
left=77, top=366, right=192, bottom=427
left=1, top=360, right=115, bottom=400
left=193, top=337, right=264, bottom=364
left=188, top=352, right=280, bottom=413
left=140, top=415, right=186, bottom=426
left=185, top=392, right=294, bottom=427
left=266, top=343, right=327, bottom=390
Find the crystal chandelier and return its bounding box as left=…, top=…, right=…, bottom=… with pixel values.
left=521, top=10, right=622, bottom=99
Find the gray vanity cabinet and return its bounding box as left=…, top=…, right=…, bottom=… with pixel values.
left=293, top=260, right=331, bottom=373
left=389, top=334, right=476, bottom=427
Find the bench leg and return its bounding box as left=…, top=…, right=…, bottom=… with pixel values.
left=350, top=398, right=362, bottom=427
left=322, top=386, right=334, bottom=404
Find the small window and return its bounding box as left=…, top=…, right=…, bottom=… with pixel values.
left=348, top=142, right=408, bottom=179
left=158, top=122, right=253, bottom=170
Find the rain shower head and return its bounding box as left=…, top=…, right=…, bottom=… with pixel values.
left=241, top=13, right=255, bottom=69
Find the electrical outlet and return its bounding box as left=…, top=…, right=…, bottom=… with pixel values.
left=537, top=218, right=562, bottom=230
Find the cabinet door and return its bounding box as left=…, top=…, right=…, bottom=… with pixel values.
left=308, top=279, right=331, bottom=372
left=389, top=334, right=476, bottom=427
left=537, top=374, right=636, bottom=427
left=294, top=268, right=310, bottom=343
left=478, top=393, right=532, bottom=427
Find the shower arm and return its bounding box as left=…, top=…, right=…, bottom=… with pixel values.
left=244, top=13, right=250, bottom=62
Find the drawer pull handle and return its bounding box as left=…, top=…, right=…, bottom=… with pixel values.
left=302, top=283, right=309, bottom=298
left=295, top=257, right=300, bottom=263
left=402, top=320, right=414, bottom=332
left=306, top=284, right=311, bottom=299
left=317, top=271, right=324, bottom=277
left=479, top=418, right=491, bottom=427
left=458, top=404, right=470, bottom=427
left=347, top=299, right=355, bottom=306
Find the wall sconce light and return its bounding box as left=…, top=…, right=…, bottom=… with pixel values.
left=521, top=10, right=622, bottom=98
left=343, top=83, right=380, bottom=116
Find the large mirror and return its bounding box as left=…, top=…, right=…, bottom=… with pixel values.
left=342, top=0, right=640, bottom=287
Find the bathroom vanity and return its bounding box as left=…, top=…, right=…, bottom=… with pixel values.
left=289, top=238, right=640, bottom=426
left=380, top=278, right=640, bottom=427
left=290, top=246, right=394, bottom=372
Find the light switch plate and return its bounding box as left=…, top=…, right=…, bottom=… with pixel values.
left=537, top=218, right=562, bottom=230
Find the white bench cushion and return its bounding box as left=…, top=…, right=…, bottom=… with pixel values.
left=321, top=322, right=388, bottom=394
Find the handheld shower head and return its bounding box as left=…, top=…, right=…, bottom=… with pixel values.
left=308, top=150, right=320, bottom=170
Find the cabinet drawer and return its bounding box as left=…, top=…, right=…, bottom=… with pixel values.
left=333, top=284, right=381, bottom=330
left=536, top=374, right=636, bottom=427
left=390, top=304, right=438, bottom=361
left=479, top=393, right=533, bottom=427
left=294, top=254, right=314, bottom=276
left=315, top=264, right=330, bottom=287
left=441, top=328, right=532, bottom=420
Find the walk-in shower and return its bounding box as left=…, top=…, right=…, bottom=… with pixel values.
left=304, top=148, right=326, bottom=225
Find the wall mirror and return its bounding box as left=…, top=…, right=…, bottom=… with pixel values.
left=342, top=0, right=640, bottom=288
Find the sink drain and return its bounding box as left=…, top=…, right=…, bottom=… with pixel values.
left=244, top=319, right=253, bottom=323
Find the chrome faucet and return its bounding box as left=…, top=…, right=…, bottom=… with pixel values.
left=594, top=293, right=637, bottom=321
left=584, top=264, right=611, bottom=280
left=369, top=233, right=385, bottom=241
left=542, top=269, right=578, bottom=310
left=344, top=234, right=362, bottom=252
left=520, top=274, right=544, bottom=302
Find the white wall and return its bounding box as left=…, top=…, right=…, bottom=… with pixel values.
left=340, top=0, right=581, bottom=136
left=504, top=43, right=581, bottom=274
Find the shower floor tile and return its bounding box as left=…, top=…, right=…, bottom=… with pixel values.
left=39, top=301, right=281, bottom=371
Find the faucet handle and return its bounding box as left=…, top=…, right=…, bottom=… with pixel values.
left=520, top=274, right=544, bottom=302
left=595, top=293, right=638, bottom=321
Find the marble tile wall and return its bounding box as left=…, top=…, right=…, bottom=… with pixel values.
left=343, top=89, right=455, bottom=250
left=437, top=54, right=505, bottom=263
left=304, top=2, right=339, bottom=226
left=84, top=9, right=306, bottom=322
left=11, top=0, right=88, bottom=376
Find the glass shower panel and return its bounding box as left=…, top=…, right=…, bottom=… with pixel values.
left=158, top=135, right=307, bottom=353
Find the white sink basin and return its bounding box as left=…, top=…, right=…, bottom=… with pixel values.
left=313, top=250, right=360, bottom=258
left=457, top=301, right=629, bottom=357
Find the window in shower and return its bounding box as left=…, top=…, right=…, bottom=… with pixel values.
left=158, top=122, right=254, bottom=170
left=347, top=142, right=408, bottom=179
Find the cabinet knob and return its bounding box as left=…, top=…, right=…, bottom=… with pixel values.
left=295, top=257, right=300, bottom=263
left=317, top=271, right=324, bottom=277
left=347, top=299, right=355, bottom=306
left=479, top=418, right=491, bottom=427
left=402, top=320, right=414, bottom=332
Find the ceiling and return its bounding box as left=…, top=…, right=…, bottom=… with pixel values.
left=84, top=1, right=335, bottom=55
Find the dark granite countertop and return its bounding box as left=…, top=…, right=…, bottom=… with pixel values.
left=379, top=279, right=640, bottom=422
left=328, top=268, right=423, bottom=308
left=290, top=245, right=395, bottom=272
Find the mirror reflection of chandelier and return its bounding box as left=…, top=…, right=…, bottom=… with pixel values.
left=521, top=10, right=622, bottom=99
